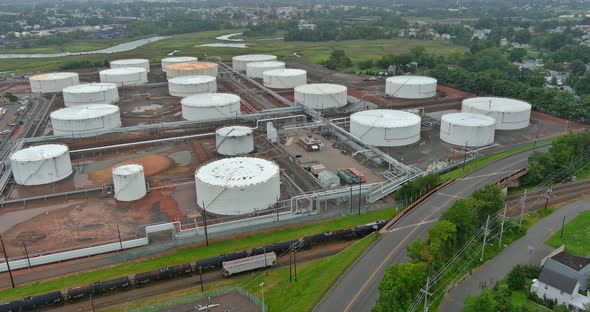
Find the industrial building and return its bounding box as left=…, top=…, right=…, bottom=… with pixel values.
left=166, top=62, right=218, bottom=79
left=99, top=68, right=148, bottom=86
left=181, top=93, right=241, bottom=121
left=232, top=54, right=278, bottom=72
left=161, top=56, right=198, bottom=72
left=215, top=126, right=255, bottom=156
left=110, top=59, right=151, bottom=73
left=10, top=144, right=73, bottom=186
left=294, top=84, right=348, bottom=110
left=385, top=76, right=437, bottom=99
left=50, top=104, right=122, bottom=136
left=29, top=73, right=80, bottom=93
left=349, top=109, right=422, bottom=147
left=440, top=113, right=496, bottom=147
left=112, top=164, right=147, bottom=202
left=168, top=76, right=217, bottom=97
left=246, top=61, right=286, bottom=79
left=263, top=69, right=307, bottom=89
left=462, top=97, right=532, bottom=130
left=62, top=83, right=119, bottom=106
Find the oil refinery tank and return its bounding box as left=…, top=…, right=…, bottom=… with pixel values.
left=246, top=61, right=286, bottom=79
left=112, top=164, right=147, bottom=202
left=99, top=68, right=148, bottom=86
left=216, top=126, right=254, bottom=156
left=232, top=54, right=278, bottom=72
left=62, top=83, right=119, bottom=106
left=166, top=62, right=218, bottom=79
left=110, top=59, right=150, bottom=73
left=181, top=93, right=240, bottom=122
left=349, top=109, right=421, bottom=147
left=168, top=76, right=217, bottom=97
left=50, top=104, right=121, bottom=136
left=10, top=144, right=72, bottom=186
left=29, top=72, right=79, bottom=93
left=385, top=76, right=437, bottom=99
left=294, top=83, right=348, bottom=110
left=195, top=157, right=280, bottom=215
left=461, top=97, right=532, bottom=130
left=161, top=56, right=198, bottom=72
left=440, top=113, right=496, bottom=147
left=263, top=69, right=307, bottom=89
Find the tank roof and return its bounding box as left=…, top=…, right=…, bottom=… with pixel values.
left=295, top=83, right=347, bottom=94
left=111, top=59, right=149, bottom=65
left=442, top=113, right=496, bottom=127
left=11, top=144, right=69, bottom=162
left=167, top=62, right=217, bottom=70
left=112, top=164, right=144, bottom=176
left=50, top=104, right=119, bottom=120
left=233, top=54, right=277, bottom=61
left=263, top=68, right=306, bottom=77
left=162, top=56, right=198, bottom=63
left=247, top=61, right=285, bottom=68
left=463, top=97, right=532, bottom=112
left=169, top=76, right=216, bottom=84
left=182, top=93, right=240, bottom=107
left=63, top=83, right=118, bottom=93
left=386, top=75, right=437, bottom=85
left=216, top=126, right=253, bottom=137
left=30, top=72, right=78, bottom=81
left=100, top=67, right=146, bottom=75
left=196, top=157, right=279, bottom=188
left=351, top=109, right=421, bottom=128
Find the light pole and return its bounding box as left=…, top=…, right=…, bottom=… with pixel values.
left=260, top=282, right=265, bottom=312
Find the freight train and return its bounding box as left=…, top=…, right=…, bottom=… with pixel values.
left=0, top=221, right=385, bottom=312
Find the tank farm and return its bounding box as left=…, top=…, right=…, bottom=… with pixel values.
left=0, top=53, right=583, bottom=310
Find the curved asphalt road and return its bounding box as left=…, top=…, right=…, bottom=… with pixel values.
left=315, top=148, right=545, bottom=312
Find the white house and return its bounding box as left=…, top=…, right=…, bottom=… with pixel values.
left=531, top=268, right=590, bottom=311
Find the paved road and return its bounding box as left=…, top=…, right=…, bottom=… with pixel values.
left=315, top=148, right=546, bottom=312
left=439, top=196, right=590, bottom=311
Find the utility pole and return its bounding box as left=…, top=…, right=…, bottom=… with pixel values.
left=543, top=188, right=552, bottom=211
left=90, top=295, right=96, bottom=312
left=202, top=201, right=209, bottom=247
left=260, top=282, right=265, bottom=312
left=293, top=249, right=298, bottom=282
left=481, top=215, right=491, bottom=262
left=0, top=235, right=15, bottom=288
left=23, top=241, right=31, bottom=269
left=349, top=183, right=353, bottom=214
left=289, top=251, right=292, bottom=282
left=264, top=248, right=268, bottom=276
left=358, top=180, right=362, bottom=216
left=462, top=141, right=468, bottom=170
left=560, top=216, right=566, bottom=239
left=117, top=224, right=123, bottom=251
left=498, top=204, right=507, bottom=248
left=420, top=276, right=432, bottom=312
left=276, top=198, right=280, bottom=222
left=199, top=266, right=204, bottom=292
left=519, top=189, right=527, bottom=227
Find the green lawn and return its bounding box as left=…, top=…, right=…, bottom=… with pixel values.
left=0, top=207, right=397, bottom=302
left=545, top=210, right=590, bottom=256
left=510, top=289, right=551, bottom=311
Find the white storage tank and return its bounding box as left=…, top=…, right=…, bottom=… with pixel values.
left=166, top=62, right=218, bottom=79
left=62, top=83, right=119, bottom=106
left=349, top=109, right=421, bottom=147
left=232, top=54, right=278, bottom=72
left=29, top=72, right=79, bottom=93
left=112, top=164, right=147, bottom=202
left=216, top=126, right=254, bottom=156
left=181, top=93, right=241, bottom=122
left=110, top=59, right=150, bottom=73
left=385, top=76, right=437, bottom=99
left=10, top=144, right=73, bottom=186
left=263, top=69, right=307, bottom=89
left=99, top=68, right=148, bottom=86
left=294, top=83, right=348, bottom=110
left=168, top=76, right=217, bottom=97
left=462, top=97, right=532, bottom=130
left=246, top=61, right=286, bottom=79
left=161, top=56, right=198, bottom=72
left=440, top=113, right=496, bottom=147
left=195, top=157, right=280, bottom=215
left=50, top=104, right=121, bottom=136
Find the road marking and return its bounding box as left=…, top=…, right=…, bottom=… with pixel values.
left=387, top=219, right=437, bottom=232
left=458, top=170, right=519, bottom=181
left=342, top=158, right=527, bottom=312
left=438, top=193, right=466, bottom=199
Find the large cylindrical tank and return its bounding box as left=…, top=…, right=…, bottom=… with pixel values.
left=99, top=68, right=148, bottom=86
left=246, top=61, right=285, bottom=79
left=462, top=97, right=532, bottom=130
left=181, top=93, right=241, bottom=122
left=166, top=62, right=218, bottom=79
left=112, top=164, right=147, bottom=202
left=50, top=104, right=121, bottom=136
left=62, top=83, right=119, bottom=106
left=385, top=76, right=437, bottom=99
left=216, top=126, right=254, bottom=156
left=440, top=113, right=496, bottom=147
left=168, top=76, right=217, bottom=97
left=195, top=157, right=280, bottom=215
left=29, top=72, right=79, bottom=93
left=350, top=109, right=422, bottom=147
left=232, top=54, right=278, bottom=72
left=161, top=56, right=198, bottom=72
left=263, top=69, right=307, bottom=89
left=294, top=83, right=348, bottom=110
left=110, top=59, right=150, bottom=73
left=10, top=144, right=72, bottom=186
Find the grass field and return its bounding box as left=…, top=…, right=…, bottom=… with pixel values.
left=0, top=29, right=466, bottom=74
left=545, top=210, right=590, bottom=256
left=0, top=207, right=397, bottom=302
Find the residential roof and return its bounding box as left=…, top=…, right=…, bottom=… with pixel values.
left=551, top=251, right=590, bottom=272
left=539, top=267, right=578, bottom=294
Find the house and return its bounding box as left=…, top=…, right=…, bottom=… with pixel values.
left=298, top=24, right=317, bottom=30
left=531, top=267, right=590, bottom=311
left=542, top=250, right=590, bottom=291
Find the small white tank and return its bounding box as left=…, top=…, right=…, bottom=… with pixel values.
left=62, top=83, right=119, bottom=106
left=168, top=76, right=217, bottom=97
left=246, top=61, right=286, bottom=79
left=161, top=56, right=198, bottom=72
left=29, top=72, right=79, bottom=93
left=181, top=93, right=241, bottom=122
left=440, top=113, right=496, bottom=147
left=10, top=144, right=73, bottom=186
left=99, top=68, right=148, bottom=86
left=110, top=59, right=150, bottom=73
left=112, top=164, right=147, bottom=201
left=166, top=62, right=218, bottom=79
left=232, top=54, right=278, bottom=72
left=350, top=109, right=422, bottom=147
left=216, top=126, right=254, bottom=156
left=263, top=69, right=307, bottom=89
left=294, top=83, right=348, bottom=110
left=50, top=104, right=122, bottom=136
left=462, top=97, right=532, bottom=130
left=385, top=76, right=437, bottom=99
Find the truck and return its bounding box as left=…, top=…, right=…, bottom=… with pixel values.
left=222, top=252, right=277, bottom=276
left=348, top=168, right=366, bottom=183
left=337, top=168, right=366, bottom=185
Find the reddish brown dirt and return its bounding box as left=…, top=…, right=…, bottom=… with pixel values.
left=88, top=154, right=174, bottom=185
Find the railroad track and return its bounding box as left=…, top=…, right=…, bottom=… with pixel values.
left=506, top=179, right=590, bottom=215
